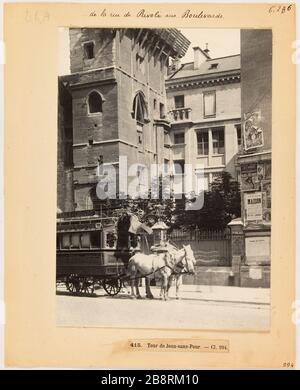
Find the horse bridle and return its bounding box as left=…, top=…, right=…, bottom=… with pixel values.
left=173, top=247, right=193, bottom=275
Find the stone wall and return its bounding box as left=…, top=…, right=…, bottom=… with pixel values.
left=69, top=28, right=115, bottom=73
left=57, top=80, right=74, bottom=212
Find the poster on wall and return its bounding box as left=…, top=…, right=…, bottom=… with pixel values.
left=245, top=192, right=263, bottom=222
left=261, top=180, right=271, bottom=222
left=257, top=162, right=264, bottom=180
left=243, top=111, right=264, bottom=150
left=264, top=161, right=271, bottom=179
left=261, top=180, right=271, bottom=198
left=241, top=163, right=260, bottom=191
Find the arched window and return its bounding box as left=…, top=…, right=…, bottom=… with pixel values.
left=85, top=191, right=94, bottom=210
left=88, top=91, right=103, bottom=114
left=132, top=92, right=148, bottom=123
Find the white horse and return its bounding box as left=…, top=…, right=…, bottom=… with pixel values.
left=160, top=243, right=196, bottom=300
left=127, top=244, right=195, bottom=300
left=127, top=252, right=172, bottom=300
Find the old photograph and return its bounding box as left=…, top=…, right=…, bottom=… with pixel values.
left=56, top=27, right=272, bottom=330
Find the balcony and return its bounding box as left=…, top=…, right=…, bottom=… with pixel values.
left=169, top=108, right=192, bottom=123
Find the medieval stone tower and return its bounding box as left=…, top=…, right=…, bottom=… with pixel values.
left=58, top=28, right=190, bottom=211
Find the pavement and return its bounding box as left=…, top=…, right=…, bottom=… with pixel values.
left=56, top=284, right=270, bottom=330
left=175, top=285, right=270, bottom=305
left=56, top=283, right=270, bottom=305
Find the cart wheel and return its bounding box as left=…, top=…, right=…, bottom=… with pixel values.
left=66, top=274, right=81, bottom=295
left=103, top=278, right=122, bottom=296
left=80, top=277, right=95, bottom=296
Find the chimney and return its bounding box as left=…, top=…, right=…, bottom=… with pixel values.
left=193, top=45, right=210, bottom=70
left=203, top=43, right=210, bottom=56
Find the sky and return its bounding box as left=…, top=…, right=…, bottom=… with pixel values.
left=179, top=28, right=240, bottom=62
left=58, top=28, right=240, bottom=75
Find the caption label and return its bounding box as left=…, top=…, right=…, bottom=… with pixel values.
left=129, top=339, right=229, bottom=353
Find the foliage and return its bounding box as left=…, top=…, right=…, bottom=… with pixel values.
left=99, top=171, right=241, bottom=231
left=103, top=175, right=176, bottom=227
left=173, top=171, right=241, bottom=230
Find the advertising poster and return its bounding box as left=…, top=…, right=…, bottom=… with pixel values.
left=243, top=111, right=264, bottom=150
left=241, top=163, right=260, bottom=191
left=245, top=192, right=263, bottom=222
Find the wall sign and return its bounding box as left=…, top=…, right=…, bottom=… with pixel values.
left=249, top=267, right=263, bottom=280
left=245, top=236, right=271, bottom=264
left=245, top=192, right=263, bottom=221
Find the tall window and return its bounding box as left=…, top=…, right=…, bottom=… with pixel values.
left=212, top=127, right=224, bottom=154
left=174, top=132, right=185, bottom=145
left=137, top=123, right=143, bottom=146
left=133, top=92, right=148, bottom=149
left=197, top=131, right=209, bottom=155
left=160, top=103, right=165, bottom=119
left=174, top=95, right=185, bottom=109
left=88, top=91, right=103, bottom=114
left=136, top=53, right=145, bottom=74
left=164, top=159, right=169, bottom=174
left=64, top=127, right=73, bottom=166
left=203, top=91, right=216, bottom=118
left=83, top=42, right=95, bottom=59
left=132, top=92, right=148, bottom=123
left=235, top=124, right=242, bottom=149
left=164, top=130, right=171, bottom=146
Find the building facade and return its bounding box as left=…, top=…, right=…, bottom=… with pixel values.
left=58, top=28, right=190, bottom=211
left=232, top=29, right=272, bottom=288
left=166, top=47, right=241, bottom=194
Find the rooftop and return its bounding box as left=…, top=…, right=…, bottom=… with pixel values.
left=167, top=54, right=240, bottom=81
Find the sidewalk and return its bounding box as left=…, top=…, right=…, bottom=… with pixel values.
left=172, top=285, right=270, bottom=305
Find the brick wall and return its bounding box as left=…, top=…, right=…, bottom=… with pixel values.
left=69, top=28, right=115, bottom=73
left=72, top=83, right=118, bottom=147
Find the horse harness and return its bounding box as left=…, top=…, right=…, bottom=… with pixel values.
left=126, top=248, right=191, bottom=282
left=171, top=248, right=191, bottom=276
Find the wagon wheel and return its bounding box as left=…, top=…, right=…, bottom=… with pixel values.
left=66, top=274, right=81, bottom=295
left=80, top=277, right=95, bottom=297
left=103, top=277, right=122, bottom=296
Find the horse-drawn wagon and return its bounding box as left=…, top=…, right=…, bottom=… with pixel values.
left=56, top=212, right=129, bottom=296
left=56, top=211, right=196, bottom=300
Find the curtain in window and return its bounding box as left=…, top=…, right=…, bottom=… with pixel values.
left=62, top=234, right=70, bottom=249
left=81, top=233, right=90, bottom=248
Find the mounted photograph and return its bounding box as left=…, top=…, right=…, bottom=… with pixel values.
left=56, top=27, right=272, bottom=330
